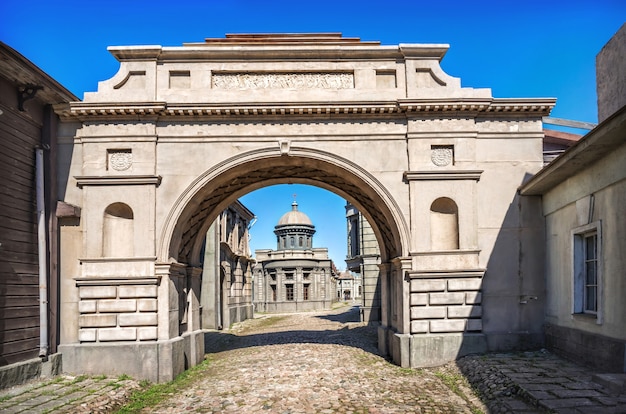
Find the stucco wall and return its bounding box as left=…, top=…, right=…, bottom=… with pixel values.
left=597, top=24, right=626, bottom=123
left=543, top=142, right=626, bottom=341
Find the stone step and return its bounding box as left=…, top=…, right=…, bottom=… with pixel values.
left=592, top=373, right=626, bottom=394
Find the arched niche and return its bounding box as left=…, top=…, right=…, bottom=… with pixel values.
left=102, top=202, right=134, bottom=257
left=430, top=197, right=459, bottom=250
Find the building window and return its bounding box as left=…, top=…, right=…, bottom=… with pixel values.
left=299, top=236, right=303, bottom=247
left=572, top=222, right=602, bottom=322
left=303, top=284, right=309, bottom=300
left=285, top=272, right=294, bottom=280
left=286, top=284, right=294, bottom=301
left=271, top=285, right=277, bottom=302
left=290, top=237, right=294, bottom=247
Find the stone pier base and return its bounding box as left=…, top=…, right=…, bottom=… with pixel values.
left=59, top=330, right=205, bottom=383
left=409, top=333, right=487, bottom=368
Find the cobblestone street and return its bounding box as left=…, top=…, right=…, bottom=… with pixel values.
left=2, top=304, right=625, bottom=413
left=146, top=305, right=486, bottom=413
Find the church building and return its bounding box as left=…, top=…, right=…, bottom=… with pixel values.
left=253, top=201, right=337, bottom=313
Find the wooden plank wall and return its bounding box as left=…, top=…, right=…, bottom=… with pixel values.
left=0, top=104, right=41, bottom=366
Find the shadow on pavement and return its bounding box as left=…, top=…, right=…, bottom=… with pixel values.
left=314, top=305, right=362, bottom=323
left=204, top=306, right=380, bottom=356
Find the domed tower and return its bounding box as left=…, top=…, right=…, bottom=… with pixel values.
left=274, top=200, right=316, bottom=250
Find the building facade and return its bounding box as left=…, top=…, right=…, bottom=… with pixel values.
left=336, top=270, right=361, bottom=302
left=0, top=42, right=77, bottom=385
left=200, top=201, right=255, bottom=330
left=345, top=202, right=381, bottom=322
left=520, top=24, right=626, bottom=373
left=254, top=201, right=336, bottom=313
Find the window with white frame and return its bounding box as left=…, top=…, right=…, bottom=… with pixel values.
left=572, top=221, right=602, bottom=322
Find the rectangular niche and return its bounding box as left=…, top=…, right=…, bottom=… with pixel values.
left=107, top=149, right=132, bottom=172
left=169, top=71, right=191, bottom=88
left=376, top=70, right=397, bottom=89
left=431, top=145, right=454, bottom=167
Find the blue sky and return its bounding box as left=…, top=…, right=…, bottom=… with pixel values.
left=1, top=1, right=623, bottom=268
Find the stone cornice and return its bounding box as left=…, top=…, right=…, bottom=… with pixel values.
left=109, top=44, right=442, bottom=63
left=399, top=98, right=555, bottom=116
left=75, top=175, right=162, bottom=187
left=407, top=269, right=486, bottom=279
left=79, top=256, right=157, bottom=263
left=75, top=276, right=160, bottom=286
left=55, top=98, right=555, bottom=120
left=404, top=170, right=483, bottom=181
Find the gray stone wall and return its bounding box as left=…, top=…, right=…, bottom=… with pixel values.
left=597, top=24, right=626, bottom=123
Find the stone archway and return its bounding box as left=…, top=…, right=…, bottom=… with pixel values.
left=156, top=146, right=411, bottom=367
left=55, top=33, right=553, bottom=382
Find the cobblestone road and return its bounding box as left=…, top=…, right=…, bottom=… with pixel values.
left=146, top=305, right=486, bottom=413
left=3, top=304, right=624, bottom=413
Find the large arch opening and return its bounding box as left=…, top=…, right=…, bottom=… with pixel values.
left=161, top=147, right=408, bottom=268
left=159, top=147, right=409, bottom=360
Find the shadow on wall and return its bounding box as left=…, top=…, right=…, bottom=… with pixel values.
left=464, top=171, right=546, bottom=361
left=479, top=172, right=546, bottom=353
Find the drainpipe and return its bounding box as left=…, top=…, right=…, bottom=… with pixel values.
left=36, top=148, right=48, bottom=359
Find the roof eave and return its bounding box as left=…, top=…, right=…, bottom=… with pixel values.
left=520, top=105, right=626, bottom=196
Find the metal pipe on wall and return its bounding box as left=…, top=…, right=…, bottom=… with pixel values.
left=36, top=148, right=48, bottom=359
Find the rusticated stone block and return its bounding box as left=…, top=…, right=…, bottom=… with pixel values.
left=79, top=286, right=116, bottom=299
left=78, top=300, right=97, bottom=314
left=138, top=327, right=158, bottom=340
left=410, top=293, right=428, bottom=306
left=448, top=305, right=482, bottom=318
left=410, top=321, right=429, bottom=333
left=78, top=329, right=97, bottom=342
left=118, top=313, right=158, bottom=327
left=98, top=299, right=137, bottom=313
left=98, top=327, right=136, bottom=341
left=447, top=279, right=482, bottom=291
left=430, top=320, right=466, bottom=333
left=79, top=314, right=117, bottom=328
left=465, top=292, right=482, bottom=304
left=138, top=299, right=158, bottom=312
left=429, top=293, right=465, bottom=305
left=119, top=285, right=158, bottom=298
left=410, top=279, right=446, bottom=293
left=410, top=306, right=446, bottom=319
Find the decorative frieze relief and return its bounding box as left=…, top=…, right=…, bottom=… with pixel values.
left=212, top=72, right=354, bottom=90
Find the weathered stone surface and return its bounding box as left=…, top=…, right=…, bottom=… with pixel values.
left=118, top=313, right=157, bottom=326
left=97, top=328, right=137, bottom=341
left=430, top=292, right=465, bottom=305
left=79, top=286, right=116, bottom=299
left=410, top=306, right=446, bottom=319
left=98, top=299, right=137, bottom=313
left=78, top=314, right=117, bottom=328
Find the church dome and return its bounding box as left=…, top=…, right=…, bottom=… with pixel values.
left=277, top=201, right=313, bottom=226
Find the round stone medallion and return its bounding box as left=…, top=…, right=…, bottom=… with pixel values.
left=109, top=151, right=132, bottom=171
left=431, top=147, right=453, bottom=167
